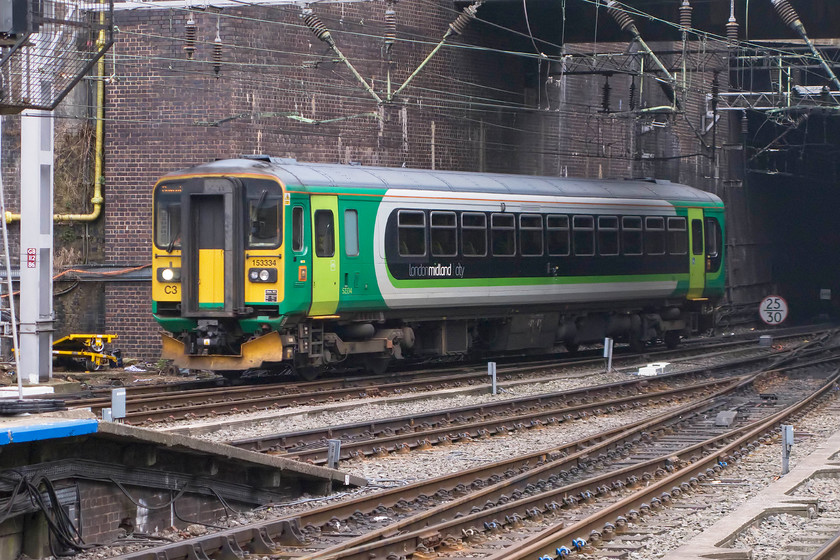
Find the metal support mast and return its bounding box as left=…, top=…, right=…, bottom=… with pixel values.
left=19, top=109, right=54, bottom=383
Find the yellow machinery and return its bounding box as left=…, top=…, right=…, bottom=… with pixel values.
left=52, top=334, right=120, bottom=371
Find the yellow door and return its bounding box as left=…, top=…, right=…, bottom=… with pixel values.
left=309, top=195, right=339, bottom=316
left=687, top=208, right=705, bottom=299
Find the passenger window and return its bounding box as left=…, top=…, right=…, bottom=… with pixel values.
left=598, top=216, right=619, bottom=256
left=491, top=213, right=516, bottom=256
left=292, top=206, right=304, bottom=252
left=398, top=210, right=426, bottom=257
left=573, top=215, right=595, bottom=256
left=667, top=217, right=688, bottom=255
left=705, top=217, right=721, bottom=257
left=645, top=217, right=665, bottom=255
left=691, top=219, right=704, bottom=255
left=431, top=211, right=457, bottom=257
left=520, top=214, right=543, bottom=256
left=344, top=209, right=359, bottom=257
left=314, top=210, right=335, bottom=257
left=547, top=215, right=570, bottom=256
left=462, top=212, right=487, bottom=257
left=622, top=216, right=643, bottom=256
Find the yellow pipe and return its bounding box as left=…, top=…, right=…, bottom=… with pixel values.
left=5, top=11, right=106, bottom=224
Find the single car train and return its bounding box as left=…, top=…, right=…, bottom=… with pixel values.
left=152, top=157, right=725, bottom=378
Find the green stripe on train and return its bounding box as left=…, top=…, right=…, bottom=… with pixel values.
left=385, top=269, right=688, bottom=289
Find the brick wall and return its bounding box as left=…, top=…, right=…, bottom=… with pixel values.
left=103, top=1, right=527, bottom=359
left=0, top=4, right=747, bottom=360
left=78, top=480, right=228, bottom=542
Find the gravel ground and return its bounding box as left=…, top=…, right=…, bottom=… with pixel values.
left=565, top=393, right=840, bottom=560
left=70, top=391, right=689, bottom=559
left=67, top=345, right=840, bottom=560
left=166, top=366, right=681, bottom=440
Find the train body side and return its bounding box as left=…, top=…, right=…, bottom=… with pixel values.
left=152, top=158, right=725, bottom=376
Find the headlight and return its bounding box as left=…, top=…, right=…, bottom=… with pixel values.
left=157, top=267, right=181, bottom=283
left=248, top=268, right=277, bottom=283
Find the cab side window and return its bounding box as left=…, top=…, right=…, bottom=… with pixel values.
left=292, top=206, right=304, bottom=252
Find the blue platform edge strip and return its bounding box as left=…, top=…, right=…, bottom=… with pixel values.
left=0, top=419, right=99, bottom=445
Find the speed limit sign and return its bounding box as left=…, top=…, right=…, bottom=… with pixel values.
left=759, top=295, right=788, bottom=325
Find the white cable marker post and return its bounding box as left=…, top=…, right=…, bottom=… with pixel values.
left=488, top=361, right=497, bottom=395
left=327, top=439, right=342, bottom=470
left=111, top=388, right=126, bottom=423
left=604, top=337, right=614, bottom=372
left=781, top=424, right=794, bottom=475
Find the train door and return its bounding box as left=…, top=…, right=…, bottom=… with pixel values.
left=181, top=179, right=244, bottom=317
left=310, top=195, right=340, bottom=315
left=687, top=208, right=705, bottom=299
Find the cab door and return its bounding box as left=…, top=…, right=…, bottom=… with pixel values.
left=687, top=208, right=705, bottom=299
left=310, top=195, right=340, bottom=316
left=181, top=178, right=244, bottom=317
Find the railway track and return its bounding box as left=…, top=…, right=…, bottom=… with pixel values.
left=69, top=333, right=815, bottom=425
left=107, top=334, right=840, bottom=560
left=226, top=339, right=840, bottom=463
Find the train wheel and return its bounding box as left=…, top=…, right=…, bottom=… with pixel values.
left=664, top=331, right=681, bottom=350
left=564, top=342, right=580, bottom=355
left=363, top=356, right=392, bottom=375
left=297, top=366, right=324, bottom=381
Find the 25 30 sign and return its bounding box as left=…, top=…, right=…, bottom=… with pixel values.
left=759, top=295, right=788, bottom=325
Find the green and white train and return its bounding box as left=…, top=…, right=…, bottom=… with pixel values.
left=152, top=157, right=725, bottom=378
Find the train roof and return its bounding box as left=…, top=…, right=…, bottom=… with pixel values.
left=169, top=158, right=723, bottom=205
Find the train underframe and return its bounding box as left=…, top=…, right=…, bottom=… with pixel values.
left=162, top=299, right=715, bottom=378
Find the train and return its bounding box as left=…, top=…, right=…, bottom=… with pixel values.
left=152, top=156, right=725, bottom=379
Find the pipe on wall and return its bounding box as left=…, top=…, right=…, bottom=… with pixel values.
left=5, top=11, right=106, bottom=224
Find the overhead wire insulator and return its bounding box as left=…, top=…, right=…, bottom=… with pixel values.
left=679, top=0, right=692, bottom=31
left=629, top=79, right=636, bottom=110
left=213, top=33, right=222, bottom=77
left=726, top=0, right=739, bottom=43
left=184, top=14, right=197, bottom=60
left=603, top=0, right=636, bottom=34
left=448, top=2, right=481, bottom=36
left=302, top=7, right=334, bottom=46
left=770, top=0, right=801, bottom=30
left=601, top=77, right=611, bottom=113
left=384, top=3, right=397, bottom=53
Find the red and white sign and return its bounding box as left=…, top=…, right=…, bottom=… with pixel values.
left=760, top=295, right=788, bottom=325
left=26, top=248, right=36, bottom=269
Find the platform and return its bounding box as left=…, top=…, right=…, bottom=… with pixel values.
left=663, top=425, right=840, bottom=559
left=0, top=411, right=366, bottom=558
